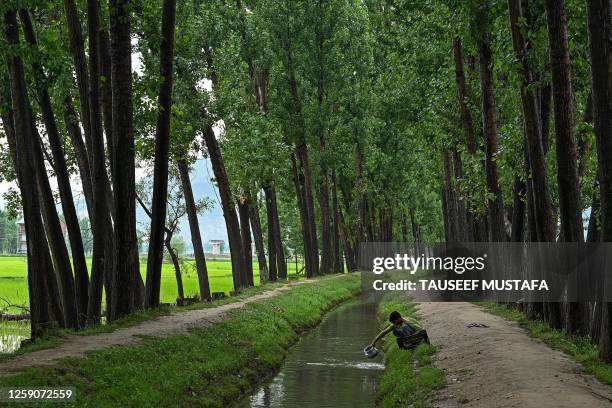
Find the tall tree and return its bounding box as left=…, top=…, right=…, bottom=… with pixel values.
left=586, top=0, right=612, bottom=361
left=544, top=0, right=583, bottom=243
left=177, top=159, right=211, bottom=300
left=3, top=10, right=64, bottom=335
left=86, top=0, right=109, bottom=323
left=507, top=0, right=555, bottom=242
left=19, top=8, right=90, bottom=327
left=238, top=196, right=254, bottom=286
left=145, top=0, right=177, bottom=308
left=62, top=0, right=93, bottom=156
left=474, top=3, right=506, bottom=242
left=110, top=0, right=140, bottom=317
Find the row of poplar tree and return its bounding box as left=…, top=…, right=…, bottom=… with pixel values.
left=0, top=0, right=389, bottom=339
left=436, top=0, right=612, bottom=362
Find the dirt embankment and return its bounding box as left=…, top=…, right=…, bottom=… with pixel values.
left=0, top=282, right=310, bottom=377
left=418, top=302, right=612, bottom=408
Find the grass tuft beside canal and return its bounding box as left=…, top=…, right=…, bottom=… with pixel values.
left=0, top=274, right=360, bottom=407
left=376, top=297, right=445, bottom=408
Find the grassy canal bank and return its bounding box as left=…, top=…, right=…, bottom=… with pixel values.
left=0, top=274, right=360, bottom=407
left=376, top=297, right=445, bottom=407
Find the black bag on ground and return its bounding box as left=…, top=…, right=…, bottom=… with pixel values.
left=396, top=329, right=430, bottom=350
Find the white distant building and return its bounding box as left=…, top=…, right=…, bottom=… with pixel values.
left=208, top=239, right=225, bottom=255
left=16, top=220, right=26, bottom=254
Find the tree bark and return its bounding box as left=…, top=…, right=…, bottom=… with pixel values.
left=99, top=12, right=115, bottom=179
left=544, top=0, right=583, bottom=243
left=263, top=184, right=286, bottom=279
left=452, top=150, right=470, bottom=241
left=578, top=91, right=594, bottom=178
left=20, top=9, right=89, bottom=326
left=238, top=197, right=254, bottom=286
left=331, top=170, right=343, bottom=272
left=453, top=37, right=478, bottom=154
left=511, top=174, right=526, bottom=242
left=249, top=195, right=269, bottom=282
left=508, top=0, right=555, bottom=242
left=290, top=153, right=316, bottom=277
left=283, top=44, right=319, bottom=277
left=86, top=0, right=109, bottom=324
left=202, top=125, right=246, bottom=289
left=109, top=0, right=140, bottom=318
left=62, top=95, right=94, bottom=221
left=586, top=0, right=612, bottom=361
left=264, top=185, right=278, bottom=281
left=545, top=0, right=585, bottom=335
left=442, top=149, right=459, bottom=242
left=177, top=159, right=211, bottom=300
left=164, top=231, right=184, bottom=301
left=62, top=0, right=93, bottom=158
left=145, top=0, right=177, bottom=308
left=3, top=11, right=65, bottom=335
left=477, top=21, right=506, bottom=242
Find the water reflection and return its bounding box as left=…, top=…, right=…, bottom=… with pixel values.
left=0, top=321, right=29, bottom=353
left=239, top=297, right=384, bottom=408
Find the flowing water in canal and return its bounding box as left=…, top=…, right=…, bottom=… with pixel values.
left=238, top=295, right=384, bottom=408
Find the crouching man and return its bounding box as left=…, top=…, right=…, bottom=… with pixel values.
left=369, top=310, right=430, bottom=350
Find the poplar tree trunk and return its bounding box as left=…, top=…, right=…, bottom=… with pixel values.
left=62, top=0, right=93, bottom=157
left=164, top=231, right=184, bottom=301
left=177, top=159, right=211, bottom=300
left=477, top=25, right=506, bottom=242
left=29, top=101, right=79, bottom=328
left=20, top=10, right=89, bottom=326
left=146, top=0, right=177, bottom=308
left=355, top=143, right=367, bottom=252
left=317, top=180, right=332, bottom=274
left=442, top=149, right=459, bottom=242
left=264, top=184, right=286, bottom=279
left=3, top=10, right=65, bottom=334
left=578, top=91, right=594, bottom=178
left=586, top=0, right=612, bottom=361
left=249, top=197, right=269, bottom=282
left=452, top=37, right=478, bottom=154
left=110, top=0, right=141, bottom=318
left=452, top=36, right=481, bottom=242
left=265, top=187, right=278, bottom=281
left=452, top=150, right=470, bottom=241
left=283, top=45, right=319, bottom=277
left=508, top=0, right=555, bottom=242
left=290, top=154, right=315, bottom=277
left=203, top=125, right=246, bottom=289
left=511, top=174, right=526, bottom=242
left=238, top=197, right=254, bottom=287
left=314, top=14, right=332, bottom=274
left=331, top=170, right=343, bottom=272
left=86, top=0, right=109, bottom=324
left=99, top=14, right=114, bottom=178
left=545, top=0, right=585, bottom=334
left=63, top=95, right=94, bottom=221
left=545, top=0, right=583, bottom=243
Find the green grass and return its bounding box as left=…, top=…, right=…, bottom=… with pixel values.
left=376, top=297, right=445, bottom=408
left=0, top=256, right=266, bottom=312
left=0, top=274, right=360, bottom=407
left=478, top=301, right=612, bottom=386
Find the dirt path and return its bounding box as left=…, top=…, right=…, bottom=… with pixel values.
left=418, top=302, right=612, bottom=408
left=0, top=282, right=309, bottom=377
